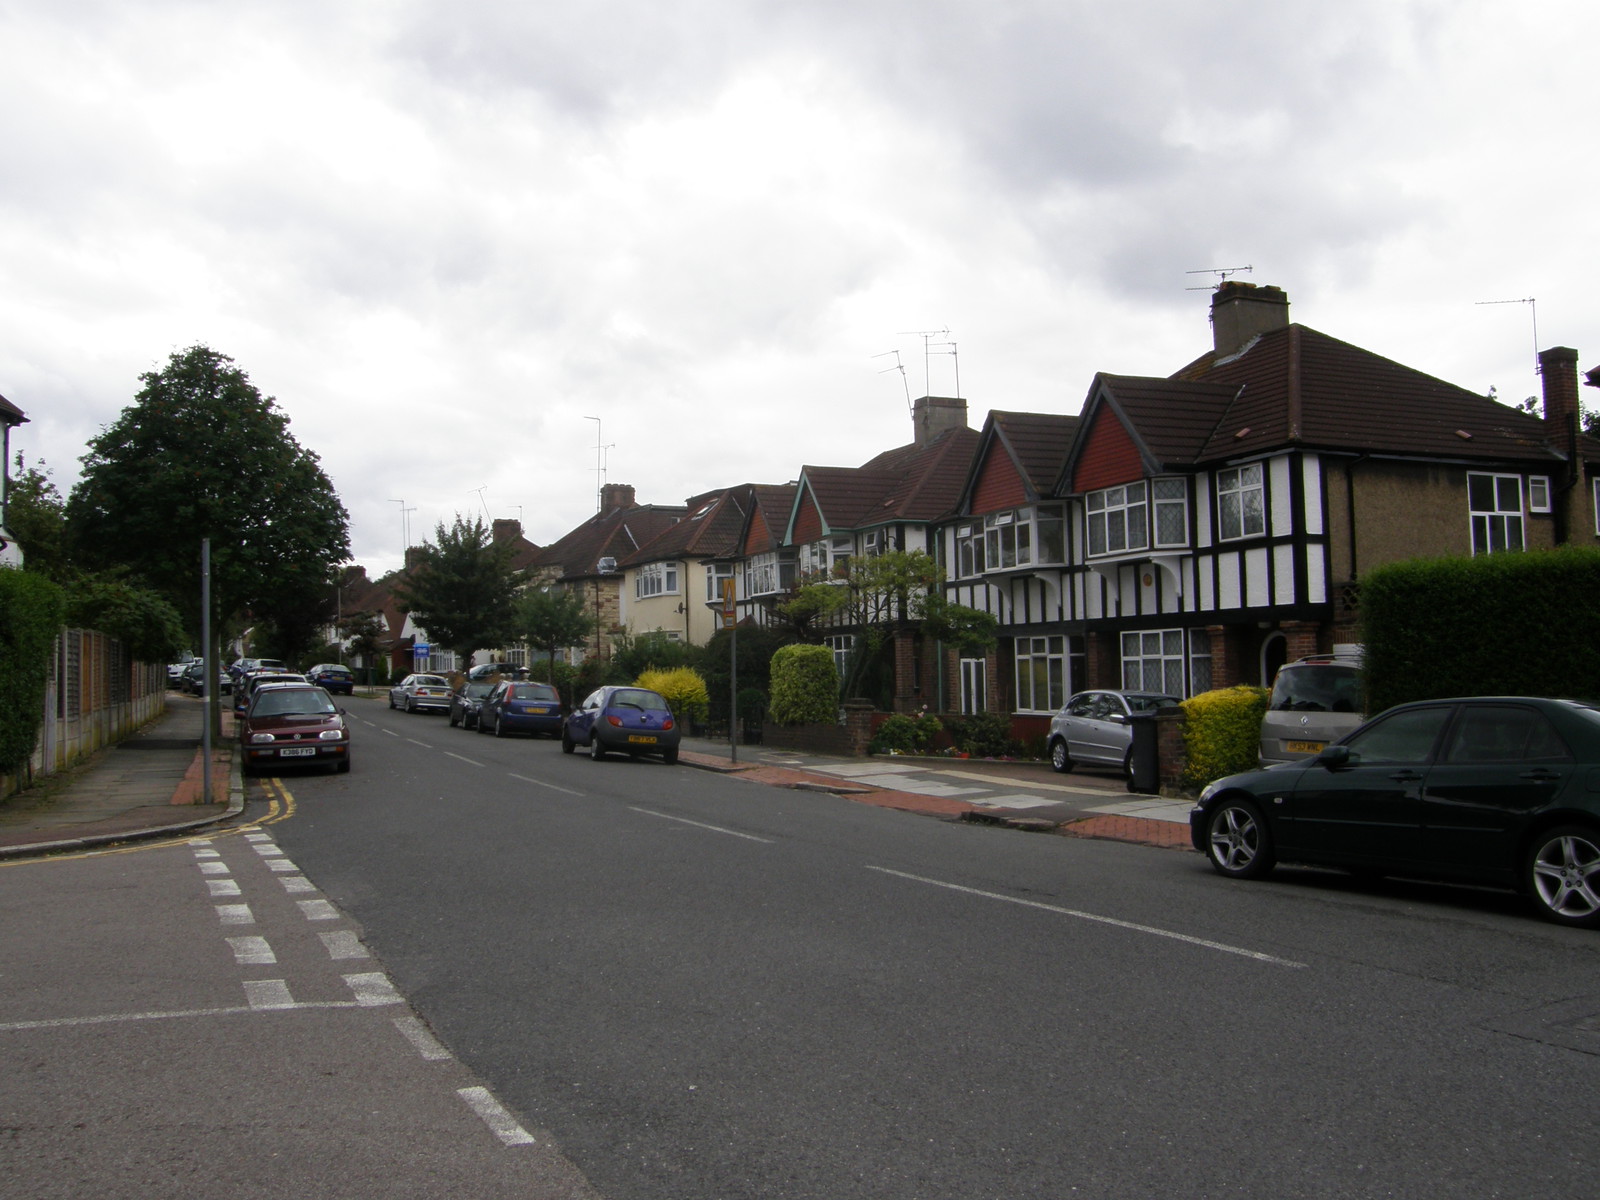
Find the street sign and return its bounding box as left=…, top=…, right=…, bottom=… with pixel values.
left=720, top=579, right=736, bottom=630
left=413, top=642, right=430, bottom=657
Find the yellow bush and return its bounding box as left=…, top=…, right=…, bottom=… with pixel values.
left=1180, top=685, right=1269, bottom=789
left=635, top=667, right=710, bottom=726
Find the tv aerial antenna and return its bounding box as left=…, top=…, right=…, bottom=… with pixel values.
left=470, top=485, right=490, bottom=519
left=894, top=327, right=960, bottom=401
left=1474, top=297, right=1539, bottom=375
left=872, top=349, right=912, bottom=414
left=1185, top=265, right=1253, bottom=291
left=583, top=415, right=616, bottom=513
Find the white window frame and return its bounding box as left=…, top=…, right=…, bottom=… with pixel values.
left=1467, top=472, right=1525, bottom=555
left=955, top=524, right=984, bottom=577
left=825, top=633, right=853, bottom=676
left=1087, top=484, right=1149, bottom=556
left=959, top=657, right=987, bottom=714
left=1528, top=475, right=1551, bottom=514
left=1014, top=636, right=1066, bottom=714
left=635, top=561, right=680, bottom=599
left=1120, top=629, right=1187, bottom=696
left=1152, top=478, right=1189, bottom=547
left=705, top=562, right=735, bottom=603
left=1216, top=464, right=1265, bottom=541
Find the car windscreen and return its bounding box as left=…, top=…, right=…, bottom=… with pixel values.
left=1126, top=695, right=1178, bottom=713
left=1270, top=665, right=1362, bottom=713
left=251, top=690, right=336, bottom=717
left=413, top=676, right=448, bottom=686
left=608, top=688, right=669, bottom=711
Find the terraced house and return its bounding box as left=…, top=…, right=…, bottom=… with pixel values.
left=940, top=282, right=1600, bottom=738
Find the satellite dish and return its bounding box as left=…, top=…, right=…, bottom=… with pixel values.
left=597, top=557, right=617, bottom=574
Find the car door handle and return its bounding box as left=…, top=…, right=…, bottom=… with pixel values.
left=1518, top=769, right=1562, bottom=783
left=1388, top=770, right=1424, bottom=783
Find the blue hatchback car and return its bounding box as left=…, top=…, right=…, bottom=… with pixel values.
left=561, top=685, right=681, bottom=764
left=477, top=680, right=566, bottom=737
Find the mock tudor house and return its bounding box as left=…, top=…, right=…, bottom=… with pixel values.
left=1, top=392, right=26, bottom=568
left=781, top=396, right=979, bottom=690
left=940, top=282, right=1600, bottom=739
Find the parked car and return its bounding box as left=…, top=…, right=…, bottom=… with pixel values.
left=239, top=683, right=352, bottom=775
left=389, top=673, right=452, bottom=713
left=1191, top=696, right=1600, bottom=928
left=1259, top=651, right=1365, bottom=766
left=449, top=679, right=497, bottom=729
left=478, top=680, right=565, bottom=738
left=561, top=685, right=681, bottom=764
left=234, top=672, right=308, bottom=717
left=468, top=662, right=529, bottom=681
left=229, top=657, right=288, bottom=682
left=306, top=663, right=355, bottom=695
left=181, top=660, right=232, bottom=696
left=1048, top=690, right=1179, bottom=782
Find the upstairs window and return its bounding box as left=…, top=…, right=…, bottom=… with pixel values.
left=1087, top=484, right=1148, bottom=555
left=1468, top=473, right=1524, bottom=555
left=955, top=525, right=985, bottom=577
left=1216, top=464, right=1265, bottom=541
left=705, top=562, right=735, bottom=603
left=635, top=561, right=680, bottom=598
left=1152, top=478, right=1188, bottom=546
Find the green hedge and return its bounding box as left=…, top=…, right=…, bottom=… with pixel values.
left=0, top=570, right=65, bottom=773
left=768, top=644, right=838, bottom=725
left=1181, top=685, right=1269, bottom=789
left=1360, top=547, right=1600, bottom=713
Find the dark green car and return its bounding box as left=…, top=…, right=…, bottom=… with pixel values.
left=1191, top=696, right=1600, bottom=928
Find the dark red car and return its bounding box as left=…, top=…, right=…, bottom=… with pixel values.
left=240, top=684, right=352, bottom=774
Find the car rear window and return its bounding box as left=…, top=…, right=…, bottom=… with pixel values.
left=510, top=684, right=559, bottom=700
left=1270, top=665, right=1362, bottom=713
left=610, top=688, right=669, bottom=711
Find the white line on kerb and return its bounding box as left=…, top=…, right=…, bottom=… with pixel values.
left=866, top=867, right=1307, bottom=968
left=509, top=773, right=582, bottom=797
left=628, top=807, right=773, bottom=843
left=458, top=1086, right=535, bottom=1146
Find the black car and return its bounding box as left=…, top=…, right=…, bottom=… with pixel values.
left=449, top=680, right=496, bottom=729
left=306, top=663, right=355, bottom=695
left=1191, top=696, right=1600, bottom=928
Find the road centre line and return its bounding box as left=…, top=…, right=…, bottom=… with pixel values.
left=407, top=739, right=432, bottom=748
left=509, top=773, right=582, bottom=797
left=445, top=752, right=484, bottom=766
left=866, top=867, right=1307, bottom=968
left=628, top=807, right=774, bottom=843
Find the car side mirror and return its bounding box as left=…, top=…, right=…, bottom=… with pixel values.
left=1315, top=744, right=1352, bottom=769
left=1109, top=713, right=1127, bottom=724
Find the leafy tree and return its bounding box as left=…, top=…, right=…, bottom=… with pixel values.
left=6, top=454, right=69, bottom=581
left=611, top=628, right=691, bottom=679
left=512, top=586, right=592, bottom=684
left=394, top=514, right=526, bottom=663
left=64, top=576, right=187, bottom=663
left=63, top=345, right=350, bottom=641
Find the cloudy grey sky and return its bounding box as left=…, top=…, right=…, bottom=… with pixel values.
left=3, top=0, right=1594, bottom=578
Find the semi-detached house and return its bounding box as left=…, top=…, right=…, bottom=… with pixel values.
left=941, top=282, right=1600, bottom=740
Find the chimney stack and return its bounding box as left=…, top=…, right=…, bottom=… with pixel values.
left=600, top=483, right=636, bottom=514
left=1211, top=282, right=1290, bottom=358
left=1539, top=346, right=1582, bottom=487
left=492, top=518, right=522, bottom=543
left=912, top=395, right=968, bottom=446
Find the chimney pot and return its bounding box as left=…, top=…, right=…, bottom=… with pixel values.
left=1210, top=282, right=1290, bottom=357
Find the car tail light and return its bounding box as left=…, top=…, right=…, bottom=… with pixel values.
left=607, top=715, right=623, bottom=727
left=661, top=718, right=674, bottom=730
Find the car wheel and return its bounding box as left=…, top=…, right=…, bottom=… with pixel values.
left=1049, top=738, right=1072, bottom=774
left=1122, top=749, right=1136, bottom=788
left=1204, top=797, right=1275, bottom=880
left=589, top=736, right=606, bottom=761
left=561, top=732, right=575, bottom=754
left=494, top=715, right=508, bottom=737
left=388, top=694, right=396, bottom=709
left=662, top=747, right=679, bottom=765
left=405, top=696, right=415, bottom=713
left=336, top=756, right=351, bottom=774
left=1526, top=826, right=1600, bottom=928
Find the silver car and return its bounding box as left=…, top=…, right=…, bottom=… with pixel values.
left=388, top=673, right=453, bottom=713
left=1048, top=689, right=1179, bottom=782
left=1258, top=654, right=1364, bottom=765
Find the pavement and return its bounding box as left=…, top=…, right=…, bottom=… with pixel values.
left=0, top=692, right=1195, bottom=860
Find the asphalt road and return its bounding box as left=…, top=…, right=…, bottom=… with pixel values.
left=255, top=697, right=1600, bottom=1199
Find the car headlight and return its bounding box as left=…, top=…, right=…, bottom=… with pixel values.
left=1198, top=781, right=1221, bottom=804
left=318, top=729, right=345, bottom=741
left=249, top=732, right=275, bottom=744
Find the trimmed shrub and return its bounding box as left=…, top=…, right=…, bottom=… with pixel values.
left=0, top=569, right=65, bottom=773
left=635, top=666, right=710, bottom=726
left=870, top=710, right=943, bottom=754
left=947, top=711, right=1018, bottom=758
left=1360, top=547, right=1600, bottom=713
left=1181, top=685, right=1269, bottom=789
left=769, top=644, right=839, bottom=725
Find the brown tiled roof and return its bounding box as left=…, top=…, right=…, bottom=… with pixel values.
left=1166, top=324, right=1588, bottom=466
left=1088, top=375, right=1242, bottom=469
left=795, top=426, right=981, bottom=536
left=535, top=502, right=687, bottom=581
left=988, top=411, right=1080, bottom=494
left=619, top=487, right=753, bottom=567
left=0, top=393, right=25, bottom=425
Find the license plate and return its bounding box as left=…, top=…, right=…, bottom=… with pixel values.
left=627, top=735, right=658, bottom=744
left=280, top=747, right=316, bottom=757
left=527, top=706, right=552, bottom=714
left=1286, top=740, right=1324, bottom=754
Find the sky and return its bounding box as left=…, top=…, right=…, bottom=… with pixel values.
left=3, top=0, right=1595, bottom=580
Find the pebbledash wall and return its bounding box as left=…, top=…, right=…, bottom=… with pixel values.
left=0, top=629, right=166, bottom=801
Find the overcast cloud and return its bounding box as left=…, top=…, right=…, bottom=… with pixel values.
left=3, top=0, right=1594, bottom=578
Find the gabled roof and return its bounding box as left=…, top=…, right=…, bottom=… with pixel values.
left=618, top=486, right=752, bottom=568
left=535, top=501, right=687, bottom=582
left=1064, top=323, right=1594, bottom=492
left=785, top=425, right=980, bottom=541
left=0, top=393, right=26, bottom=426
left=959, top=410, right=1080, bottom=513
